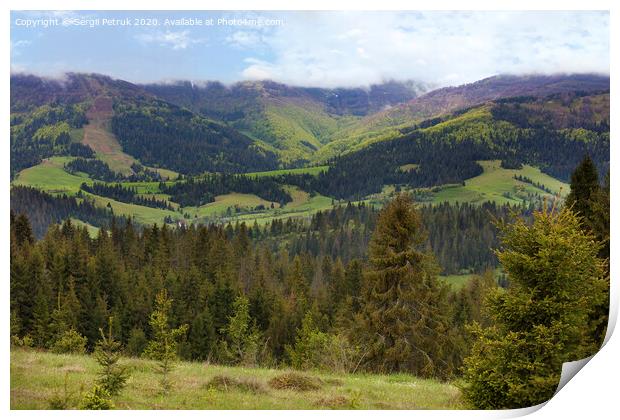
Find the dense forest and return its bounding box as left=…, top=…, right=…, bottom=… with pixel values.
left=10, top=187, right=114, bottom=238
left=10, top=184, right=521, bottom=276
left=110, top=99, right=280, bottom=175
left=10, top=103, right=88, bottom=176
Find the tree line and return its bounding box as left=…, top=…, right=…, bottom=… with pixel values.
left=160, top=174, right=292, bottom=207
left=80, top=182, right=174, bottom=211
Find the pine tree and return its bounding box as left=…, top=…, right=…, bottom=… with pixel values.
left=357, top=194, right=453, bottom=377
left=462, top=206, right=607, bottom=409
left=94, top=317, right=129, bottom=396
left=219, top=295, right=261, bottom=366
left=565, top=155, right=600, bottom=223
left=143, top=289, right=188, bottom=395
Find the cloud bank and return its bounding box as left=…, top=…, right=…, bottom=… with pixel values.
left=232, top=11, right=609, bottom=87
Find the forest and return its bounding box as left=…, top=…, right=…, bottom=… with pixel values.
left=110, top=99, right=280, bottom=175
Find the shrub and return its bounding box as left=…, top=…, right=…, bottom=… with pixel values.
left=268, top=372, right=322, bottom=391
left=79, top=385, right=114, bottom=410
left=51, top=329, right=87, bottom=354
left=206, top=375, right=266, bottom=394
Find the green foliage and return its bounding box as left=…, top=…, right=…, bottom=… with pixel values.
left=126, top=327, right=147, bottom=357
left=94, top=319, right=130, bottom=396
left=358, top=194, right=455, bottom=378
left=143, top=289, right=188, bottom=394
left=79, top=385, right=114, bottom=410
left=51, top=328, right=87, bottom=355
left=286, top=312, right=330, bottom=370
left=566, top=155, right=600, bottom=221
left=462, top=206, right=607, bottom=409
left=219, top=295, right=262, bottom=367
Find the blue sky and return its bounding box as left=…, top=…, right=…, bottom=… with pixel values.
left=10, top=10, right=609, bottom=88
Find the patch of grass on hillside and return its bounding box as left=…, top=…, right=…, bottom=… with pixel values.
left=69, top=218, right=100, bottom=238
left=431, top=160, right=568, bottom=205
left=10, top=348, right=464, bottom=410
left=12, top=157, right=92, bottom=194
left=84, top=192, right=178, bottom=226
left=186, top=193, right=280, bottom=219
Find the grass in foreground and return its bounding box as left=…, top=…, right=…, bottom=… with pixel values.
left=11, top=348, right=464, bottom=410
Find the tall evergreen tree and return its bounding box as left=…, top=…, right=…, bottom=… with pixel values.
left=462, top=206, right=607, bottom=409
left=143, top=289, right=188, bottom=395
left=357, top=194, right=453, bottom=377
left=565, top=155, right=600, bottom=223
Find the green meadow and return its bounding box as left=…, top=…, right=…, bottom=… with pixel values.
left=11, top=348, right=464, bottom=410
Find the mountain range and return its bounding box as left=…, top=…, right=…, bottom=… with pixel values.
left=11, top=72, right=609, bottom=171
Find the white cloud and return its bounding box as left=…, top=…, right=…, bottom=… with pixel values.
left=237, top=11, right=609, bottom=88
left=226, top=31, right=262, bottom=49
left=136, top=30, right=205, bottom=50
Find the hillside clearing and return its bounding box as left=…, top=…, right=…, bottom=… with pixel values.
left=11, top=348, right=464, bottom=410
left=82, top=96, right=136, bottom=175
left=430, top=160, right=569, bottom=205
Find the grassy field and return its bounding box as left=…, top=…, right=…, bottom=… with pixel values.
left=12, top=156, right=568, bottom=229
left=69, top=219, right=100, bottom=238
left=186, top=193, right=280, bottom=219
left=12, top=156, right=92, bottom=194
left=430, top=160, right=569, bottom=206
left=11, top=348, right=464, bottom=410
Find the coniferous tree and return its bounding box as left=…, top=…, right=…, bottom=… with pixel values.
left=94, top=317, right=129, bottom=396
left=565, top=155, right=600, bottom=223
left=462, top=206, right=607, bottom=409
left=143, top=290, right=188, bottom=395
left=357, top=194, right=454, bottom=377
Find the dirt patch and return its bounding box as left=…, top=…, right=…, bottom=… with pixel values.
left=268, top=372, right=322, bottom=391
left=206, top=375, right=267, bottom=394
left=86, top=96, right=113, bottom=119
left=82, top=96, right=136, bottom=174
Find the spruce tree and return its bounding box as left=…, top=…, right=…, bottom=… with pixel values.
left=565, top=155, right=600, bottom=223
left=94, top=317, right=129, bottom=396
left=462, top=206, right=607, bottom=409
left=143, top=289, right=188, bottom=395
left=357, top=194, right=453, bottom=377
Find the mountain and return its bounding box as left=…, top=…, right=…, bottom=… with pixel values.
left=315, top=74, right=610, bottom=161
left=10, top=73, right=279, bottom=176
left=142, top=79, right=428, bottom=163
left=10, top=72, right=609, bottom=177
left=307, top=90, right=609, bottom=200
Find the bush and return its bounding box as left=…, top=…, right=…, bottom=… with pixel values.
left=206, top=375, right=266, bottom=394
left=51, top=329, right=87, bottom=354
left=268, top=372, right=322, bottom=391
left=79, top=385, right=114, bottom=410
left=286, top=313, right=330, bottom=370
left=11, top=334, right=34, bottom=348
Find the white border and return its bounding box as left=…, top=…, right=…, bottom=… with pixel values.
left=2, top=1, right=617, bottom=419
